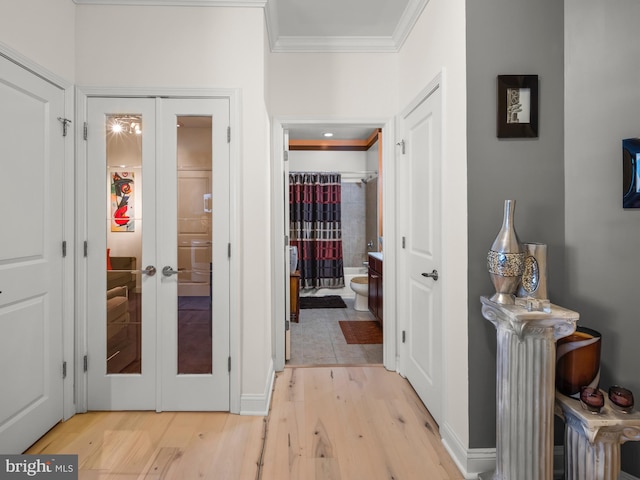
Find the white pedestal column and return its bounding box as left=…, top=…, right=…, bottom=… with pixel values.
left=479, top=296, right=578, bottom=480
left=555, top=391, right=640, bottom=480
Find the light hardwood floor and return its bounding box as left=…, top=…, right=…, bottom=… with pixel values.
left=27, top=366, right=463, bottom=479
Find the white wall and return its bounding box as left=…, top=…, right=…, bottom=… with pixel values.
left=76, top=5, right=273, bottom=405
left=398, top=0, right=470, bottom=459
left=268, top=52, right=398, bottom=119
left=0, top=0, right=76, bottom=82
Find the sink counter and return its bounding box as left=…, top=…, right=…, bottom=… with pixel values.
left=368, top=252, right=383, bottom=261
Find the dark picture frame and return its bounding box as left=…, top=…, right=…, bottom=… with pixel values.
left=497, top=75, right=538, bottom=138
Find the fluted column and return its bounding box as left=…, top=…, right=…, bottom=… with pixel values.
left=480, top=296, right=578, bottom=480
left=556, top=391, right=640, bottom=480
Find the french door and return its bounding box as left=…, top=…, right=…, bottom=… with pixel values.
left=86, top=96, right=230, bottom=411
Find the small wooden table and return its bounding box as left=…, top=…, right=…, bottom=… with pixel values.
left=290, top=271, right=301, bottom=322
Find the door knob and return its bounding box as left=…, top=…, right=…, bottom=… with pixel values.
left=421, top=269, right=439, bottom=281
left=162, top=266, right=180, bottom=277
left=141, top=265, right=157, bottom=276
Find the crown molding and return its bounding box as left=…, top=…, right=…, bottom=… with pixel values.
left=266, top=0, right=428, bottom=53
left=73, top=0, right=267, bottom=6
left=270, top=36, right=399, bottom=54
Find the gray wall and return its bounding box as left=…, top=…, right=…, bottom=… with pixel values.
left=466, top=0, right=566, bottom=448
left=342, top=182, right=367, bottom=268
left=565, top=0, right=640, bottom=474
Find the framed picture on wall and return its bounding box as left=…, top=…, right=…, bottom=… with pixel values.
left=623, top=138, right=640, bottom=208
left=497, top=75, right=539, bottom=138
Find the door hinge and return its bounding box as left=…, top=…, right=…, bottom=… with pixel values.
left=227, top=126, right=231, bottom=143
left=228, top=356, right=231, bottom=373
left=57, top=117, right=72, bottom=137
left=285, top=235, right=289, bottom=246
left=83, top=122, right=88, bottom=140
left=62, top=241, right=67, bottom=257
left=402, top=330, right=406, bottom=343
left=228, top=243, right=231, bottom=258
left=402, top=237, right=406, bottom=249
left=83, top=355, right=88, bottom=372
left=62, top=361, right=67, bottom=379
left=396, top=139, right=405, bottom=154
left=283, top=150, right=289, bottom=162
left=84, top=241, right=88, bottom=257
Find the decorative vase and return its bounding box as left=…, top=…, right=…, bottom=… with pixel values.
left=556, top=326, right=601, bottom=398
left=487, top=199, right=524, bottom=304
left=517, top=242, right=548, bottom=300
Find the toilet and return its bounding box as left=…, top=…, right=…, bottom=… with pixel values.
left=350, top=276, right=369, bottom=311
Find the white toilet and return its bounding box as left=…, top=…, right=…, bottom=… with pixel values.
left=350, top=276, right=369, bottom=311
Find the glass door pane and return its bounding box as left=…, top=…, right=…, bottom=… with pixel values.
left=106, top=114, right=143, bottom=374
left=176, top=116, right=213, bottom=374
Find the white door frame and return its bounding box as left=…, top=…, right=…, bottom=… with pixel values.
left=270, top=117, right=397, bottom=372
left=75, top=86, right=241, bottom=414
left=0, top=42, right=76, bottom=423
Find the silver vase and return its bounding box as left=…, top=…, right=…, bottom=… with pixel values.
left=487, top=199, right=524, bottom=304
left=517, top=242, right=548, bottom=300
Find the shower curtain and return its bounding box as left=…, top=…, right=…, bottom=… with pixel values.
left=289, top=172, right=345, bottom=289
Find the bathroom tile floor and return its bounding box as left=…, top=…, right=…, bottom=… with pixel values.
left=287, top=296, right=383, bottom=366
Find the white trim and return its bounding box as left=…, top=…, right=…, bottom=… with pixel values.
left=441, top=421, right=494, bottom=479
left=74, top=88, right=89, bottom=413
left=73, top=0, right=266, bottom=6
left=270, top=36, right=400, bottom=54
left=0, top=40, right=72, bottom=89
left=391, top=0, right=431, bottom=51
left=228, top=89, right=242, bottom=414
left=240, top=359, right=274, bottom=416
left=62, top=85, right=76, bottom=422
left=75, top=86, right=242, bottom=413
left=380, top=120, right=397, bottom=371
left=270, top=120, right=286, bottom=372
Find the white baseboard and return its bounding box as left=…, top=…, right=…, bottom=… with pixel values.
left=440, top=422, right=495, bottom=479
left=239, top=359, right=275, bottom=416
left=440, top=424, right=568, bottom=480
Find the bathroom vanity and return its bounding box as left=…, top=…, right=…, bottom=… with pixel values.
left=368, top=252, right=383, bottom=326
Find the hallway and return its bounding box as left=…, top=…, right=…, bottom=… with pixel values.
left=27, top=366, right=462, bottom=479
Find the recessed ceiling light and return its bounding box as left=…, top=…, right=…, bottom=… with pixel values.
left=323, top=132, right=334, bottom=137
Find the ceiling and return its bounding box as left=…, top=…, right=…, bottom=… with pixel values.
left=265, top=0, right=427, bottom=53
left=288, top=125, right=378, bottom=141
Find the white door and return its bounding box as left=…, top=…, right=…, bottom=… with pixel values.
left=159, top=99, right=230, bottom=410
left=86, top=96, right=230, bottom=411
left=283, top=129, right=291, bottom=360
left=0, top=56, right=65, bottom=452
left=398, top=84, right=443, bottom=425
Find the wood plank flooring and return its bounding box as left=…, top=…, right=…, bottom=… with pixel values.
left=26, top=366, right=463, bottom=479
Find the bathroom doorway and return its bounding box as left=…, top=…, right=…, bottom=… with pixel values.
left=283, top=124, right=385, bottom=366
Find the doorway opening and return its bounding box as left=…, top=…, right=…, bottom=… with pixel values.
left=284, top=124, right=384, bottom=366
